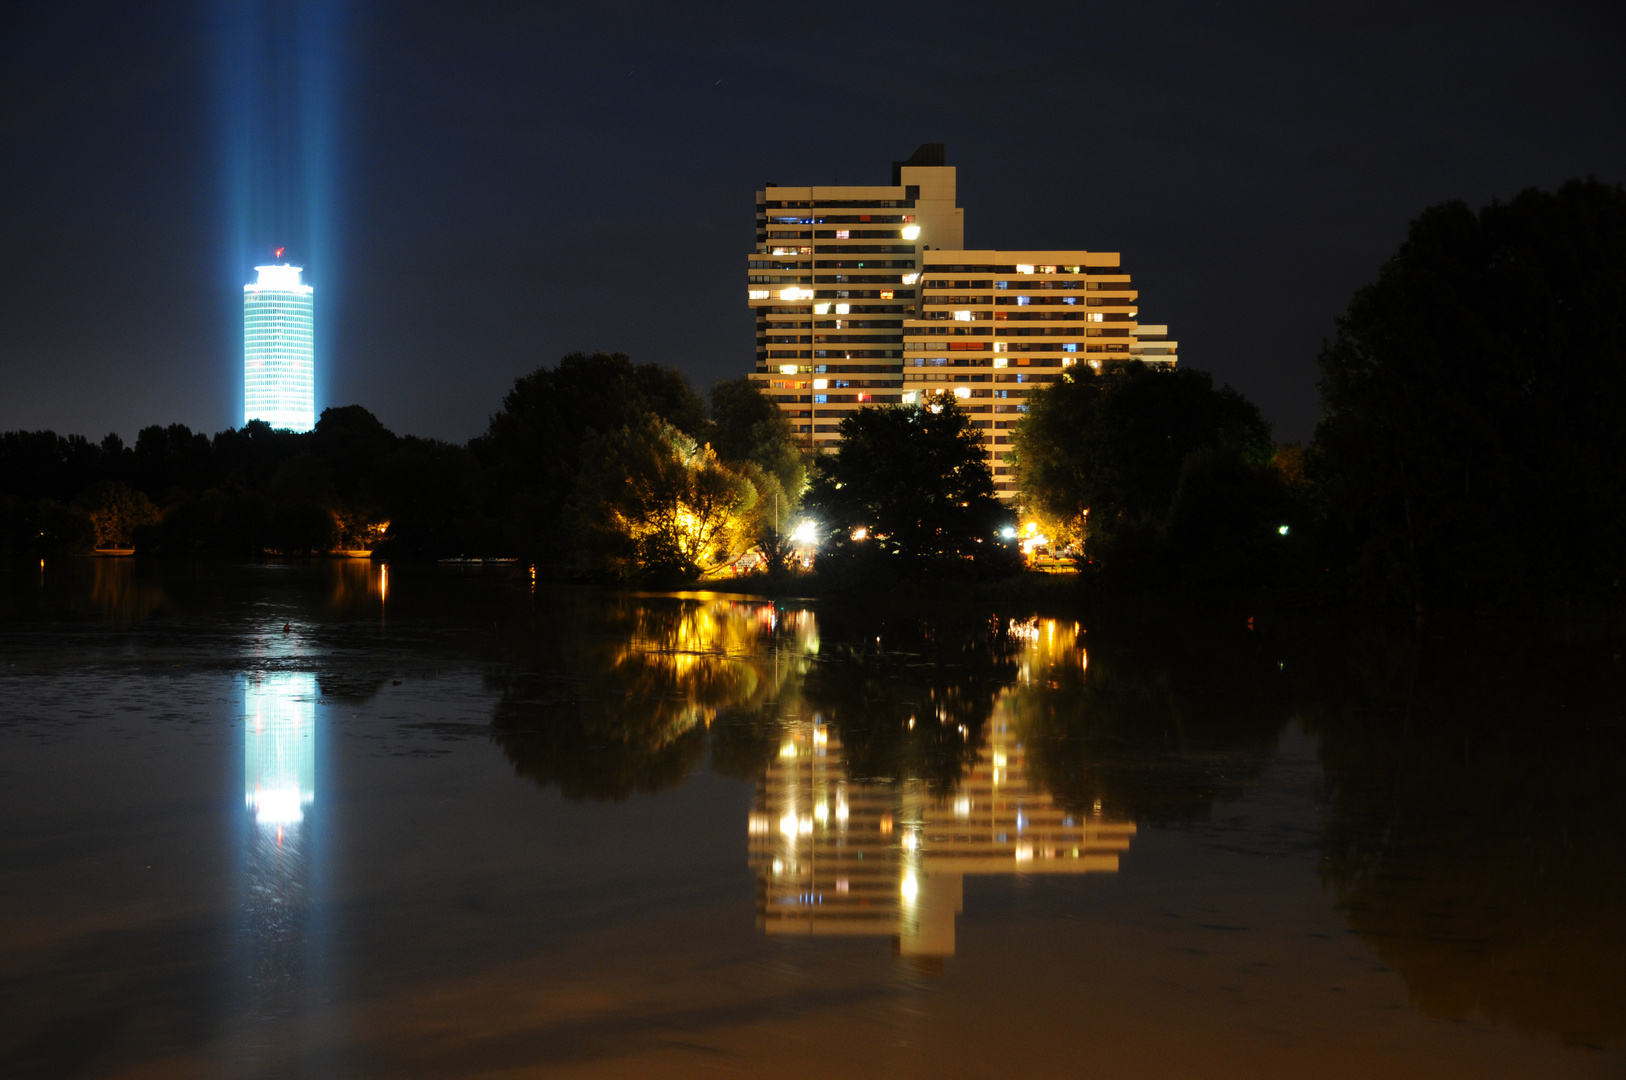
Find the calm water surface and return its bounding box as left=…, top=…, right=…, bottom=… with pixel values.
left=1, top=561, right=1621, bottom=1078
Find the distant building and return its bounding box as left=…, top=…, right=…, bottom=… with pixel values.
left=747, top=146, right=1177, bottom=498
left=244, top=264, right=315, bottom=432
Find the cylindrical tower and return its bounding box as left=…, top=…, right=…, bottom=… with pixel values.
left=244, top=264, right=315, bottom=431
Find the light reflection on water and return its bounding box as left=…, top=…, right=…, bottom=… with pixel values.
left=0, top=563, right=1621, bottom=1076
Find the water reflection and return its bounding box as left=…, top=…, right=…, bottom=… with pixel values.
left=750, top=711, right=1135, bottom=970
left=489, top=598, right=817, bottom=800
left=1303, top=624, right=1626, bottom=1048
left=245, top=672, right=316, bottom=829
left=239, top=672, right=320, bottom=1018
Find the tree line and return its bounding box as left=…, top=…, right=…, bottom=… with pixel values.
left=3, top=178, right=1620, bottom=608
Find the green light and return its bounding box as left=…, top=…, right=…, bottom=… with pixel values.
left=1278, top=525, right=1290, bottom=536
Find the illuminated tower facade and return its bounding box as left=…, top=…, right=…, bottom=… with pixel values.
left=244, top=264, right=315, bottom=432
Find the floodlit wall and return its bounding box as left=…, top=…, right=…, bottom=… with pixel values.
left=244, top=264, right=315, bottom=432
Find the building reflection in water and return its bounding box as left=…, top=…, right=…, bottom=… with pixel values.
left=240, top=671, right=320, bottom=1010
left=749, top=619, right=1134, bottom=969
left=246, top=672, right=317, bottom=830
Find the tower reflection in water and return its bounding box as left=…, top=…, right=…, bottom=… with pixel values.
left=241, top=672, right=318, bottom=1000
left=749, top=622, right=1134, bottom=969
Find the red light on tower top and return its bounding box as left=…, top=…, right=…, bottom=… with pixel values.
left=274, top=246, right=285, bottom=259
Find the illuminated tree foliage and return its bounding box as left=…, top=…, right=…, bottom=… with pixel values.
left=1012, top=361, right=1279, bottom=590
left=574, top=416, right=760, bottom=581
left=803, top=397, right=1015, bottom=576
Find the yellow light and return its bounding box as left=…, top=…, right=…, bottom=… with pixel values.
left=901, top=872, right=919, bottom=901
left=835, top=303, right=850, bottom=314
left=814, top=801, right=829, bottom=822
left=813, top=378, right=827, bottom=390
left=835, top=800, right=849, bottom=822
left=779, top=364, right=798, bottom=375
left=851, top=526, right=868, bottom=541
left=901, top=272, right=919, bottom=285
left=780, top=813, right=798, bottom=836
left=993, top=357, right=1007, bottom=368
left=779, top=741, right=797, bottom=758
left=901, top=225, right=921, bottom=240
left=1016, top=264, right=1035, bottom=274
left=902, top=391, right=917, bottom=403
left=953, top=386, right=971, bottom=399
left=813, top=303, right=830, bottom=314
left=902, top=830, right=918, bottom=852
left=953, top=310, right=971, bottom=322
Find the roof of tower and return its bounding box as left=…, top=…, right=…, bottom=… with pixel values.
left=891, top=143, right=947, bottom=185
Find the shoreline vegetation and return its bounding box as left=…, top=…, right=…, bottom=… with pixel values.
left=3, top=180, right=1623, bottom=614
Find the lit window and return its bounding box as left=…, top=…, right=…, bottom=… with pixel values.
left=993, top=342, right=1008, bottom=352
left=857, top=393, right=871, bottom=403
left=836, top=230, right=849, bottom=239
left=880, top=290, right=894, bottom=299
left=1063, top=343, right=1077, bottom=352
left=902, top=273, right=919, bottom=285
left=993, top=357, right=1008, bottom=368
left=814, top=394, right=828, bottom=403
left=835, top=303, right=850, bottom=314
left=779, top=365, right=798, bottom=375
left=813, top=379, right=827, bottom=390
left=1039, top=265, right=1056, bottom=274
left=953, top=386, right=971, bottom=399
left=901, top=225, right=921, bottom=240
left=749, top=289, right=770, bottom=300
left=902, top=391, right=917, bottom=403
left=1017, top=296, right=1030, bottom=306
left=953, top=310, right=972, bottom=322
left=813, top=303, right=830, bottom=314
left=1016, top=264, right=1034, bottom=274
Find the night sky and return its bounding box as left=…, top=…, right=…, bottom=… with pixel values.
left=2, top=1, right=1621, bottom=447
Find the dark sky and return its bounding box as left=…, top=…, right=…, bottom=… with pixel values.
left=2, top=1, right=1622, bottom=446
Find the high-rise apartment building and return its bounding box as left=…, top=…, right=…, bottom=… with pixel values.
left=747, top=144, right=962, bottom=444
left=244, top=263, right=315, bottom=432
left=748, top=147, right=1178, bottom=499
left=903, top=252, right=1177, bottom=494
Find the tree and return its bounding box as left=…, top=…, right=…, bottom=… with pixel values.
left=709, top=376, right=808, bottom=506
left=1012, top=361, right=1278, bottom=587
left=801, top=396, right=1016, bottom=575
left=473, top=352, right=709, bottom=559
left=74, top=480, right=160, bottom=549
left=573, top=416, right=759, bottom=581
left=1314, top=178, right=1626, bottom=607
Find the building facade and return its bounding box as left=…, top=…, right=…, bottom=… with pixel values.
left=903, top=252, right=1176, bottom=494
left=244, top=264, right=315, bottom=432
left=748, top=147, right=1178, bottom=499
left=747, top=144, right=962, bottom=447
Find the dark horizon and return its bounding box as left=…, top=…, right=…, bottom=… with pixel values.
left=1, top=1, right=1622, bottom=448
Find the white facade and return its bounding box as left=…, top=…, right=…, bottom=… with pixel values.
left=244, top=264, right=315, bottom=432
